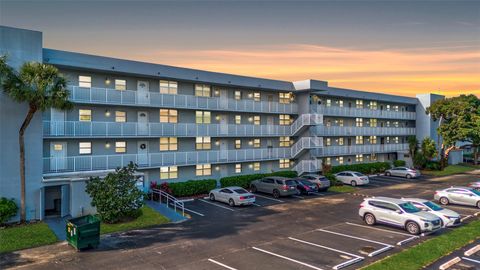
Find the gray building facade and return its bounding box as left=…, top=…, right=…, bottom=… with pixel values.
left=0, top=26, right=442, bottom=221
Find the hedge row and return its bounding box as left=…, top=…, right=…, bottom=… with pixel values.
left=220, top=171, right=298, bottom=188
left=330, top=162, right=391, bottom=175
left=167, top=179, right=217, bottom=197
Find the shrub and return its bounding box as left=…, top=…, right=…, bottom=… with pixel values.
left=220, top=171, right=298, bottom=188
left=0, top=197, right=18, bottom=224
left=425, top=161, right=441, bottom=171
left=414, top=152, right=427, bottom=169
left=86, top=163, right=144, bottom=224
left=330, top=162, right=391, bottom=175
left=155, top=179, right=217, bottom=197
left=324, top=173, right=342, bottom=186
left=393, top=160, right=406, bottom=167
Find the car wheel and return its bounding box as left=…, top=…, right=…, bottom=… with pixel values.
left=364, top=213, right=376, bottom=225
left=273, top=189, right=280, bottom=198
left=477, top=201, right=480, bottom=209
left=439, top=197, right=449, bottom=205
left=351, top=180, right=357, bottom=187
left=209, top=193, right=215, bottom=201
left=229, top=199, right=235, bottom=207
left=406, top=174, right=412, bottom=179
left=386, top=172, right=391, bottom=176
left=251, top=185, right=257, bottom=193
left=406, top=221, right=420, bottom=235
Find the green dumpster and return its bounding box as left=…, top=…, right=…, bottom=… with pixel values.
left=66, top=215, right=100, bottom=250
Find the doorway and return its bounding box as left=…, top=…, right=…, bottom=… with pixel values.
left=220, top=115, right=228, bottom=135
left=50, top=108, right=65, bottom=136
left=137, top=141, right=149, bottom=166
left=220, top=89, right=228, bottom=109
left=50, top=142, right=67, bottom=171
left=44, top=186, right=62, bottom=217
left=137, top=81, right=150, bottom=104
left=137, top=111, right=149, bottom=135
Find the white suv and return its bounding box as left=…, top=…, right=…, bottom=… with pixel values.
left=359, top=197, right=442, bottom=235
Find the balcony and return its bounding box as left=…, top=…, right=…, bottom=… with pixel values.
left=293, top=159, right=322, bottom=175
left=312, top=143, right=409, bottom=157
left=311, top=125, right=416, bottom=136
left=43, top=114, right=321, bottom=138
left=313, top=105, right=416, bottom=120
left=69, top=86, right=298, bottom=114
left=43, top=147, right=292, bottom=174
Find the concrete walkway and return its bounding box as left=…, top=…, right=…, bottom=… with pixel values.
left=44, top=216, right=69, bottom=241
left=145, top=200, right=188, bottom=223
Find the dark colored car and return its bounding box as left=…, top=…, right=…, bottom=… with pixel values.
left=294, top=179, right=318, bottom=195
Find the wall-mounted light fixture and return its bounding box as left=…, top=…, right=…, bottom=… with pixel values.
left=214, top=90, right=220, bottom=96
left=248, top=140, right=253, bottom=146
left=105, top=110, right=111, bottom=117
left=105, top=77, right=111, bottom=85
left=247, top=93, right=253, bottom=98
left=105, top=142, right=111, bottom=149
left=248, top=164, right=253, bottom=169
left=215, top=140, right=220, bottom=146
left=215, top=115, right=221, bottom=121
left=215, top=166, right=220, bottom=171
left=248, top=117, right=253, bottom=122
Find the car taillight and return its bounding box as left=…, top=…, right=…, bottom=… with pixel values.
left=359, top=203, right=365, bottom=208
left=434, top=191, right=438, bottom=195
left=282, top=185, right=288, bottom=191
left=239, top=196, right=245, bottom=200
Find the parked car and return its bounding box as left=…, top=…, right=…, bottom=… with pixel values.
left=250, top=177, right=298, bottom=198
left=385, top=167, right=421, bottom=179
left=209, top=186, right=255, bottom=206
left=434, top=187, right=480, bottom=208
left=359, top=197, right=442, bottom=235
left=402, top=198, right=461, bottom=227
left=334, top=171, right=369, bottom=186
left=294, top=179, right=318, bottom=195
left=467, top=181, right=480, bottom=190
left=297, top=174, right=330, bottom=191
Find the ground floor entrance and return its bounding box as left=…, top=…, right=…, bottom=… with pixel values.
left=43, top=184, right=70, bottom=218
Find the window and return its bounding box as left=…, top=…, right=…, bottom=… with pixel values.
left=394, top=121, right=399, bottom=127
left=279, top=93, right=291, bottom=104
left=371, top=153, right=377, bottom=161
left=196, top=137, right=211, bottom=150
left=115, top=79, right=126, bottom=91
left=253, top=115, right=260, bottom=125
left=386, top=136, right=391, bottom=143
left=253, top=138, right=261, bottom=148
left=326, top=120, right=331, bottom=127
left=160, top=80, right=178, bottom=94
left=370, top=136, right=377, bottom=144
left=369, top=101, right=377, bottom=110
left=338, top=100, right=344, bottom=107
left=53, top=144, right=63, bottom=151
left=234, top=91, right=242, bottom=100
left=115, top=111, right=126, bottom=122
left=253, top=162, right=260, bottom=171
left=79, top=76, right=91, bottom=88
left=335, top=119, right=344, bottom=127
left=356, top=136, right=364, bottom=144
left=356, top=118, right=363, bottom=127
left=370, top=118, right=377, bottom=127
left=195, top=84, right=211, bottom=97
left=279, top=159, right=290, bottom=169
left=235, top=164, right=242, bottom=173
left=326, top=138, right=331, bottom=146
left=196, top=164, right=211, bottom=176
left=356, top=100, right=363, bottom=109
left=79, top=109, right=92, bottom=122
left=159, top=137, right=178, bottom=151
left=115, top=141, right=126, bottom=153
left=326, top=99, right=332, bottom=107
left=356, top=154, right=363, bottom=162
left=253, top=92, right=261, bottom=101
left=79, top=142, right=91, bottom=155
left=196, top=111, right=211, bottom=124
left=337, top=156, right=344, bottom=164
left=160, top=166, right=178, bottom=179
left=393, top=105, right=399, bottom=111
left=279, top=136, right=291, bottom=147
left=338, top=137, right=344, bottom=146
left=386, top=104, right=391, bottom=111
left=393, top=136, right=399, bottom=143
left=235, top=139, right=241, bottom=149
left=279, top=115, right=291, bottom=125
left=325, top=157, right=331, bottom=165
left=235, top=115, right=241, bottom=124
left=160, top=109, right=178, bottom=123
left=386, top=121, right=391, bottom=127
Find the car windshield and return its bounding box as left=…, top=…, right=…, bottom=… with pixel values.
left=399, top=202, right=421, bottom=213
left=299, top=180, right=312, bottom=185
left=424, top=201, right=443, bottom=211
left=285, top=180, right=296, bottom=186
left=353, top=172, right=364, bottom=177
left=471, top=189, right=480, bottom=196
left=233, top=189, right=248, bottom=194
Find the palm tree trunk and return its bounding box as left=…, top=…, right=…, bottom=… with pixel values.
left=474, top=146, right=479, bottom=166
left=19, top=105, right=37, bottom=222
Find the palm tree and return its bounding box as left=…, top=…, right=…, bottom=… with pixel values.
left=0, top=55, right=72, bottom=222
left=407, top=135, right=418, bottom=158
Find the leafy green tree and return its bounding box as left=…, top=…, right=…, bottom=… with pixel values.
left=0, top=55, right=72, bottom=222
left=407, top=135, right=419, bottom=160
left=421, top=138, right=438, bottom=161
left=86, top=163, right=144, bottom=223
left=427, top=95, right=480, bottom=168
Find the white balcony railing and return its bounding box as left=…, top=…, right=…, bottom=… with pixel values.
left=293, top=159, right=322, bottom=175
left=311, top=125, right=416, bottom=136
left=291, top=137, right=323, bottom=158
left=312, top=143, right=409, bottom=157
left=313, top=105, right=416, bottom=120
left=69, top=86, right=298, bottom=114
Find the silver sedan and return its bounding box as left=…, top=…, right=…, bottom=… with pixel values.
left=209, top=186, right=255, bottom=206
left=468, top=181, right=480, bottom=190
left=434, top=187, right=480, bottom=208
left=385, top=167, right=421, bottom=179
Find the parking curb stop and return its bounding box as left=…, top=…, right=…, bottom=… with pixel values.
left=439, top=257, right=461, bottom=270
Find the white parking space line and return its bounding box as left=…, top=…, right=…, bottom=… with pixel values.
left=198, top=199, right=235, bottom=212
left=253, top=203, right=262, bottom=207
left=252, top=247, right=325, bottom=270
left=462, top=257, right=480, bottom=264
left=253, top=194, right=284, bottom=203
left=208, top=259, right=238, bottom=270
left=345, top=222, right=413, bottom=237
left=184, top=208, right=205, bottom=217
left=288, top=237, right=364, bottom=270
left=292, top=195, right=304, bottom=199
left=316, top=229, right=394, bottom=257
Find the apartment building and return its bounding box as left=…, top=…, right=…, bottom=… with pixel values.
left=0, top=26, right=441, bottom=221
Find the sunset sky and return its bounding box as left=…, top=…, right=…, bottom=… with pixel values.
left=1, top=0, right=479, bottom=97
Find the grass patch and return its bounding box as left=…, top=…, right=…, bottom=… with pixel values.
left=422, top=164, right=479, bottom=177
left=329, top=185, right=356, bottom=193
left=362, top=220, right=480, bottom=270
left=0, top=222, right=57, bottom=253
left=100, top=205, right=169, bottom=235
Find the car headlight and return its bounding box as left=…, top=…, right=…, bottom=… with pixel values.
left=443, top=215, right=458, bottom=219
